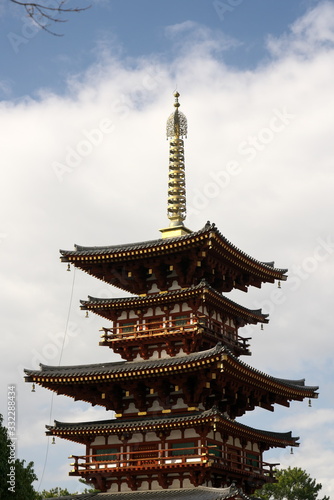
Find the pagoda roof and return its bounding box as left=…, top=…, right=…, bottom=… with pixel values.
left=47, top=406, right=298, bottom=448
left=60, top=222, right=287, bottom=294
left=41, top=485, right=248, bottom=500
left=81, top=280, right=268, bottom=325
left=25, top=343, right=318, bottom=401
left=60, top=223, right=285, bottom=275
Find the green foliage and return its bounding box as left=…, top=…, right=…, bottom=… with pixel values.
left=255, top=466, right=330, bottom=500
left=0, top=414, right=37, bottom=500
left=36, top=483, right=99, bottom=498
left=0, top=413, right=12, bottom=499
left=37, top=487, right=71, bottom=498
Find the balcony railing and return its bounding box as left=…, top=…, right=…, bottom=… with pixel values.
left=99, top=317, right=250, bottom=354
left=69, top=446, right=276, bottom=478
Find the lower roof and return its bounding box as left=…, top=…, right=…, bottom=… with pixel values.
left=43, top=485, right=252, bottom=500
left=47, top=407, right=298, bottom=447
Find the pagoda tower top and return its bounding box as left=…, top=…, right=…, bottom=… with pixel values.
left=166, top=91, right=188, bottom=139
left=160, top=91, right=192, bottom=239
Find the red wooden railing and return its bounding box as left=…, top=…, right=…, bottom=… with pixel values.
left=69, top=446, right=276, bottom=478
left=99, top=317, right=250, bottom=353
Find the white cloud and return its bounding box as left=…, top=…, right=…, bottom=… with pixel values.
left=267, top=0, right=334, bottom=57
left=165, top=19, right=241, bottom=56
left=1, top=2, right=334, bottom=495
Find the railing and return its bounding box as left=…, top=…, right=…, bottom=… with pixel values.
left=99, top=316, right=250, bottom=353
left=70, top=446, right=205, bottom=474
left=69, top=446, right=276, bottom=478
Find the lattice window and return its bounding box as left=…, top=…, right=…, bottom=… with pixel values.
left=246, top=452, right=260, bottom=468
left=171, top=441, right=196, bottom=456
left=174, top=315, right=189, bottom=327
left=120, top=321, right=136, bottom=333
left=93, top=447, right=119, bottom=462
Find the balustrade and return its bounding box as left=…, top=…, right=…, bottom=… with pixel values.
left=69, top=445, right=275, bottom=478
left=99, top=316, right=250, bottom=354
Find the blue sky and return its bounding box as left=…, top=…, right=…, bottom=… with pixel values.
left=2, top=0, right=315, bottom=99
left=1, top=0, right=334, bottom=497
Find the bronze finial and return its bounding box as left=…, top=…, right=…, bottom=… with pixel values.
left=166, top=91, right=187, bottom=139
left=160, top=93, right=192, bottom=238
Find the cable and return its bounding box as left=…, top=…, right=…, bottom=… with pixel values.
left=37, top=267, right=76, bottom=492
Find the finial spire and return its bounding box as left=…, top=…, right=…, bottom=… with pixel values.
left=166, top=91, right=188, bottom=140
left=160, top=92, right=192, bottom=239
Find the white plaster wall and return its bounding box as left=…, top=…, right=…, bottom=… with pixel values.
left=145, top=432, right=158, bottom=442
left=169, top=429, right=182, bottom=440
left=147, top=283, right=160, bottom=293
left=184, top=428, right=198, bottom=439
left=207, top=430, right=215, bottom=440
left=107, top=483, right=119, bottom=493
left=170, top=478, right=181, bottom=489
left=169, top=280, right=181, bottom=291
left=181, top=478, right=192, bottom=488
left=123, top=402, right=138, bottom=415
left=173, top=397, right=186, bottom=410
left=151, top=480, right=160, bottom=490
left=120, top=482, right=131, bottom=492
left=170, top=303, right=180, bottom=313
left=149, top=349, right=161, bottom=360
left=107, top=435, right=122, bottom=445
left=139, top=481, right=149, bottom=491
left=91, top=436, right=105, bottom=446
left=147, top=399, right=163, bottom=413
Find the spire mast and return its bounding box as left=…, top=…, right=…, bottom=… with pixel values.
left=160, top=92, right=192, bottom=239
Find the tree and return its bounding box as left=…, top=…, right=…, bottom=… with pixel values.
left=9, top=0, right=89, bottom=35
left=36, top=487, right=71, bottom=498
left=0, top=413, right=37, bottom=500
left=255, top=467, right=330, bottom=500
left=35, top=481, right=99, bottom=498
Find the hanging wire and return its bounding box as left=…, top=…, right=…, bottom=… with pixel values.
left=37, top=267, right=76, bottom=492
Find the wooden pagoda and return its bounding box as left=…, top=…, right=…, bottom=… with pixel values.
left=25, top=92, right=318, bottom=498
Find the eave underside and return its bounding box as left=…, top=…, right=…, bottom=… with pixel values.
left=47, top=407, right=298, bottom=449
left=25, top=345, right=318, bottom=417
left=60, top=223, right=287, bottom=294
left=81, top=281, right=268, bottom=326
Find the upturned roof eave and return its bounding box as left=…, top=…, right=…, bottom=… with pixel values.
left=24, top=343, right=318, bottom=397
left=80, top=281, right=269, bottom=324
left=60, top=222, right=287, bottom=281
left=46, top=407, right=299, bottom=447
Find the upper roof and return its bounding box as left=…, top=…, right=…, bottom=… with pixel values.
left=81, top=279, right=268, bottom=326
left=60, top=222, right=287, bottom=294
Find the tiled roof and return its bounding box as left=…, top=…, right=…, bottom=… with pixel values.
left=60, top=222, right=287, bottom=279
left=25, top=343, right=318, bottom=397
left=81, top=280, right=268, bottom=324
left=25, top=343, right=222, bottom=378
left=47, top=407, right=298, bottom=446
left=44, top=486, right=245, bottom=500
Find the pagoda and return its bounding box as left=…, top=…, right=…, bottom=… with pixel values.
left=25, top=92, right=318, bottom=498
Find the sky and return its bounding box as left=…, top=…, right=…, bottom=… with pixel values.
left=1, top=0, right=334, bottom=496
